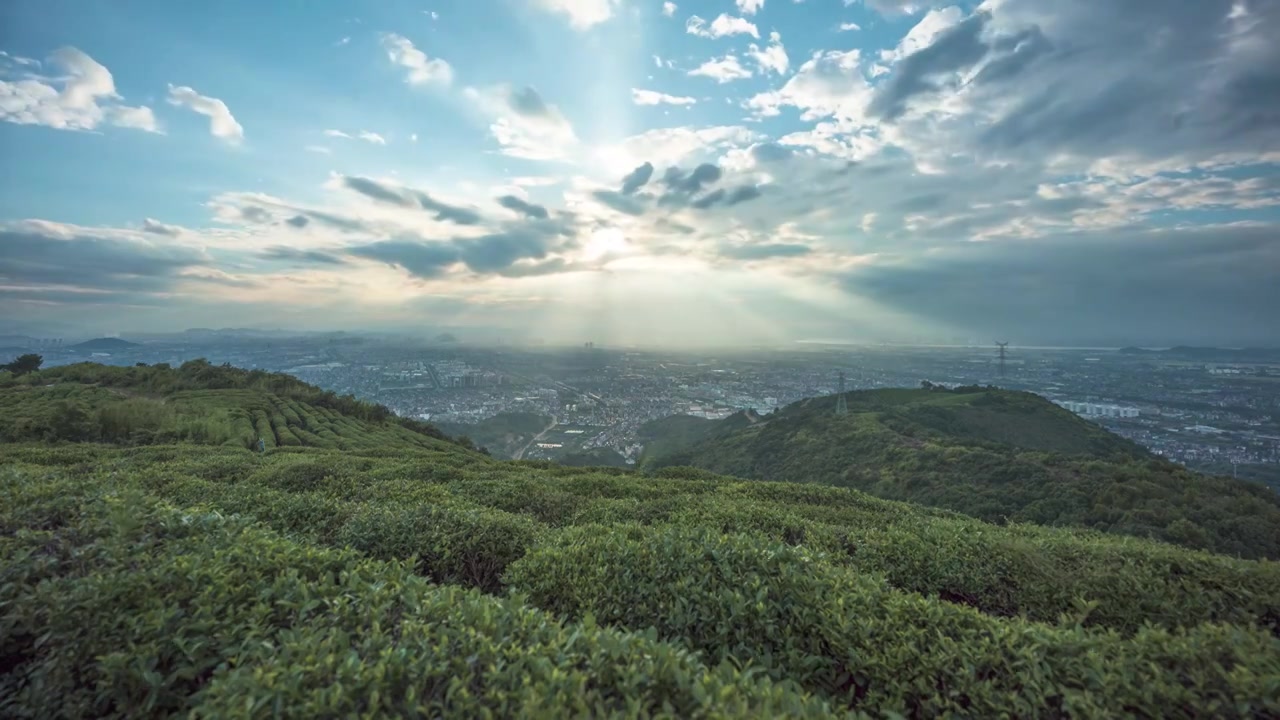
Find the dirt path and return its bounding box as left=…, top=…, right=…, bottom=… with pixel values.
left=513, top=420, right=558, bottom=460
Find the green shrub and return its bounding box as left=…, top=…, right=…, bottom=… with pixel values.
left=0, top=480, right=837, bottom=719
left=337, top=500, right=543, bottom=592
left=507, top=524, right=1280, bottom=716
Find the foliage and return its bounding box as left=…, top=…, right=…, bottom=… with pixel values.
left=0, top=477, right=836, bottom=719
left=1, top=353, right=42, bottom=376
left=641, top=387, right=1280, bottom=559
left=558, top=446, right=631, bottom=468
left=507, top=524, right=1280, bottom=716
left=4, top=364, right=1280, bottom=716
left=436, top=411, right=552, bottom=459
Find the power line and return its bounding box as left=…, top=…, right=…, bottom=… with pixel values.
left=995, top=341, right=1009, bottom=378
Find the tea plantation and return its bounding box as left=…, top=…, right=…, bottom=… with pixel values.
left=2, top=363, right=1279, bottom=718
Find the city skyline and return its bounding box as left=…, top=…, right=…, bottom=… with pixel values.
left=2, top=0, right=1279, bottom=347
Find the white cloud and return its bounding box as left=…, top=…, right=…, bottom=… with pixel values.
left=594, top=124, right=760, bottom=176
left=305, top=145, right=332, bottom=154
left=662, top=2, right=677, bottom=17
left=686, top=13, right=760, bottom=39
left=358, top=131, right=387, bottom=145
left=631, top=88, right=698, bottom=106
left=464, top=85, right=578, bottom=161
left=881, top=5, right=963, bottom=62
left=0, top=47, right=158, bottom=133
left=167, top=84, right=244, bottom=144
left=688, top=55, right=754, bottom=83
left=529, top=0, right=620, bottom=29
left=380, top=33, right=453, bottom=85
left=737, top=0, right=765, bottom=15
left=324, top=129, right=351, bottom=138
left=337, top=37, right=351, bottom=46
left=839, top=22, right=862, bottom=31
left=745, top=49, right=869, bottom=122
left=747, top=31, right=789, bottom=75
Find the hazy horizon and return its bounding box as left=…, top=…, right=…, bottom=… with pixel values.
left=2, top=0, right=1278, bottom=347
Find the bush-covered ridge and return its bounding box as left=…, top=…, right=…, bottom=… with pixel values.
left=0, top=359, right=470, bottom=453
left=3, top=365, right=1280, bottom=716
left=641, top=386, right=1280, bottom=559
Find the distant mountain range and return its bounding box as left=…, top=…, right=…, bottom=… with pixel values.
left=70, top=337, right=141, bottom=353
left=639, top=386, right=1280, bottom=559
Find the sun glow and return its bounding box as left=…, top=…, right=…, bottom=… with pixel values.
left=583, top=227, right=629, bottom=259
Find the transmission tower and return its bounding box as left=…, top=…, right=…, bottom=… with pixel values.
left=995, top=341, right=1009, bottom=378
left=835, top=371, right=848, bottom=415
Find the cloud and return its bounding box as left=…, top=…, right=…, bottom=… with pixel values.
left=736, top=0, right=765, bottom=16
left=746, top=31, right=789, bottom=75
left=285, top=215, right=310, bottom=228
left=721, top=242, right=811, bottom=260
left=529, top=0, right=619, bottom=29
left=0, top=220, right=207, bottom=295
left=688, top=55, right=753, bottom=83
left=340, top=175, right=485, bottom=225
left=260, top=246, right=347, bottom=265
left=686, top=14, right=759, bottom=39
left=167, top=84, right=244, bottom=144
left=358, top=131, right=387, bottom=144
left=866, top=12, right=988, bottom=120
left=663, top=163, right=723, bottom=194
left=0, top=47, right=158, bottom=133
left=839, top=22, right=862, bottom=31
left=631, top=88, right=697, bottom=106
left=324, top=129, right=351, bottom=138
left=350, top=240, right=461, bottom=278
left=466, top=85, right=578, bottom=160
left=620, top=162, right=655, bottom=194
left=380, top=33, right=453, bottom=85
left=497, top=195, right=550, bottom=219
left=881, top=5, right=965, bottom=63
left=863, top=0, right=948, bottom=15
left=840, top=223, right=1280, bottom=346
left=591, top=190, right=647, bottom=216
left=662, top=2, right=677, bottom=18
left=141, top=218, right=183, bottom=236
left=305, top=145, right=331, bottom=154
left=745, top=49, right=870, bottom=123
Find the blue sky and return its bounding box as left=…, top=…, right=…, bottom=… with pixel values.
left=2, top=0, right=1278, bottom=346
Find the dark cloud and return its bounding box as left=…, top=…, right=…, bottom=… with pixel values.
left=496, top=258, right=576, bottom=278
left=285, top=215, right=310, bottom=229
left=721, top=243, right=813, bottom=260
left=348, top=240, right=460, bottom=278
left=690, top=189, right=726, bottom=210
left=412, top=191, right=484, bottom=225
left=508, top=86, right=551, bottom=118
left=879, top=0, right=1280, bottom=165
left=869, top=12, right=991, bottom=121
left=497, top=195, right=549, bottom=220
left=343, top=176, right=413, bottom=207
left=724, top=185, right=763, bottom=206
left=341, top=175, right=484, bottom=225
left=840, top=223, right=1280, bottom=346
left=664, top=163, right=723, bottom=194
left=240, top=206, right=273, bottom=224
left=302, top=209, right=371, bottom=233
left=897, top=193, right=947, bottom=212
left=592, top=190, right=647, bottom=216
left=621, top=162, right=655, bottom=194
left=750, top=142, right=793, bottom=164
left=260, top=246, right=346, bottom=265
left=0, top=225, right=206, bottom=294
left=141, top=218, right=182, bottom=236
left=458, top=230, right=551, bottom=273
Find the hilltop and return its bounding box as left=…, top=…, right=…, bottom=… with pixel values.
left=69, top=337, right=140, bottom=353
left=640, top=386, right=1280, bottom=559
left=2, top=364, right=1279, bottom=716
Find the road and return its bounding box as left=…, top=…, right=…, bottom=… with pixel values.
left=513, top=419, right=558, bottom=460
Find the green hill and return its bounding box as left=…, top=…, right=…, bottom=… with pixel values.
left=640, top=386, right=1280, bottom=560
left=3, top=365, right=1279, bottom=717
left=436, top=411, right=553, bottom=459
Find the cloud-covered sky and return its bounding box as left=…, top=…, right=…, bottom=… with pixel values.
left=1, top=0, right=1278, bottom=346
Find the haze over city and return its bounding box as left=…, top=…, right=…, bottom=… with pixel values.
left=2, top=0, right=1279, bottom=347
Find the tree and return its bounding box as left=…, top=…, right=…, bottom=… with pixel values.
left=3, top=353, right=43, bottom=376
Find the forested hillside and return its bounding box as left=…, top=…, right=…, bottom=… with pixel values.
left=2, top=365, right=1279, bottom=717
left=436, top=411, right=552, bottom=458
left=641, top=386, right=1280, bottom=559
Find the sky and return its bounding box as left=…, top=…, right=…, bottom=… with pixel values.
left=1, top=0, right=1278, bottom=347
